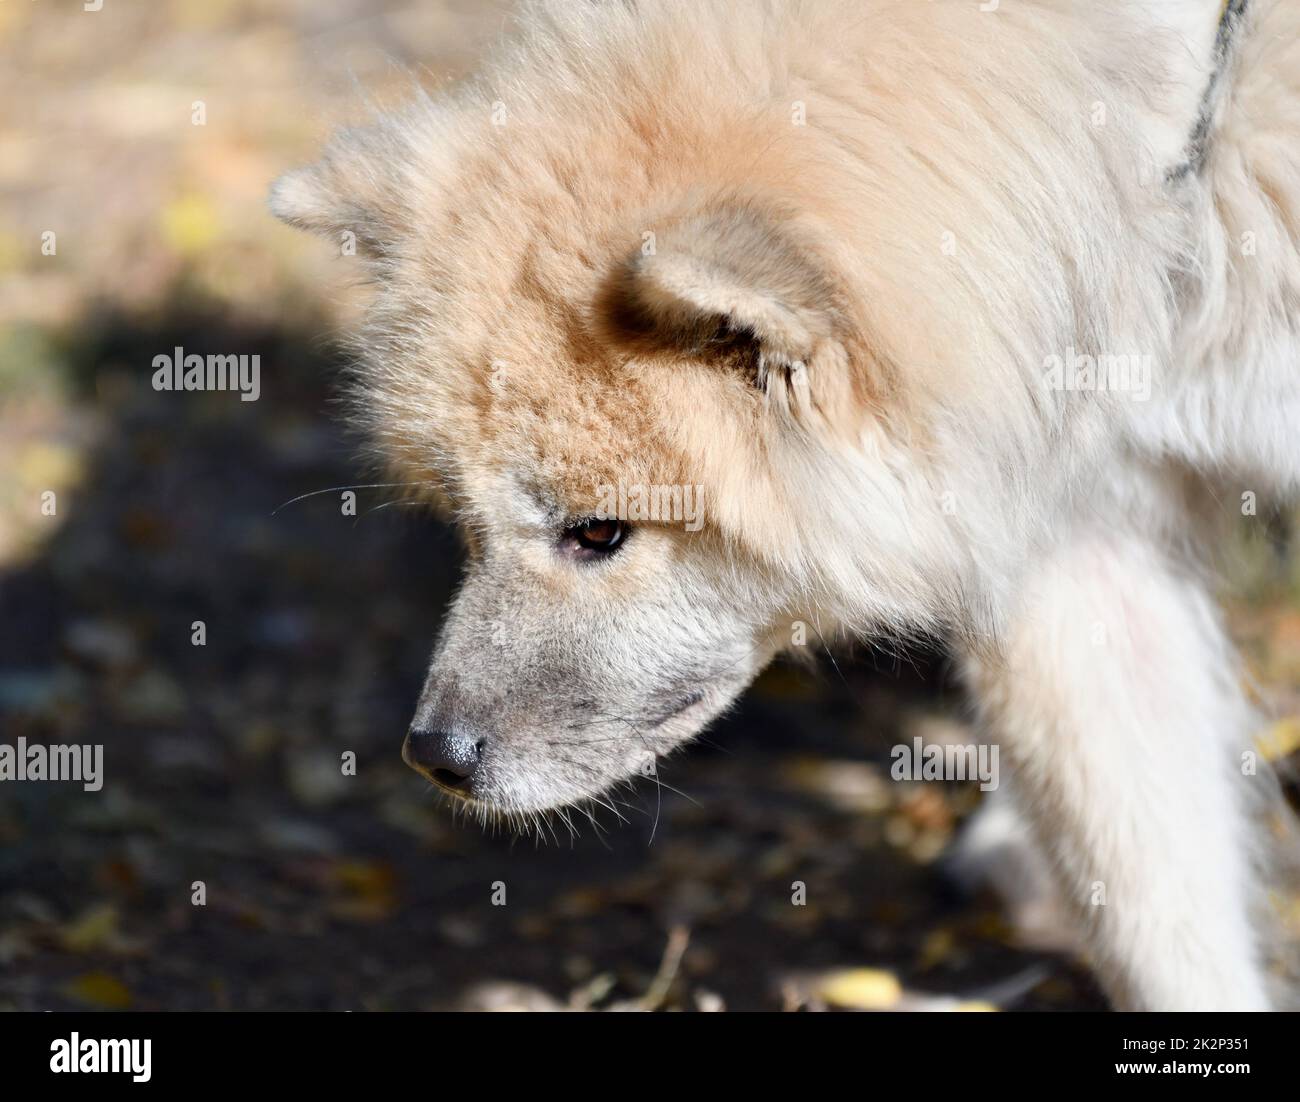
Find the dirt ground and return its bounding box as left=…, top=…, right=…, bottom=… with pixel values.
left=0, top=0, right=1296, bottom=1012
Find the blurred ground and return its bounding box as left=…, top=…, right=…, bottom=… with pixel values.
left=0, top=0, right=1296, bottom=1012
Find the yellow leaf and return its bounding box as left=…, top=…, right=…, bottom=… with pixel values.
left=329, top=860, right=397, bottom=922
left=59, top=903, right=119, bottom=953
left=161, top=194, right=220, bottom=257
left=16, top=442, right=83, bottom=492
left=817, top=968, right=902, bottom=1010
left=333, top=859, right=395, bottom=898
left=63, top=971, right=133, bottom=1009
left=1256, top=717, right=1300, bottom=763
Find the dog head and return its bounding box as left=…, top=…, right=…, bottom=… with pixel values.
left=273, top=135, right=873, bottom=815
left=271, top=0, right=1196, bottom=818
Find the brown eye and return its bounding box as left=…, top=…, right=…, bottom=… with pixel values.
left=565, top=518, right=627, bottom=555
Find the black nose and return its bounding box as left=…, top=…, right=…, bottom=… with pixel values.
left=403, top=728, right=482, bottom=790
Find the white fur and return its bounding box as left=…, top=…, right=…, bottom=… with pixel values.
left=965, top=534, right=1272, bottom=1010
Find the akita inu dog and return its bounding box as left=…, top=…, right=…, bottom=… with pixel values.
left=271, top=0, right=1300, bottom=1010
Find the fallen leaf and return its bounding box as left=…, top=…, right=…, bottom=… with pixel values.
left=63, top=971, right=133, bottom=1009
left=816, top=968, right=903, bottom=1010
left=58, top=903, right=120, bottom=953
left=328, top=860, right=397, bottom=922
left=160, top=193, right=220, bottom=257
left=1257, top=717, right=1300, bottom=762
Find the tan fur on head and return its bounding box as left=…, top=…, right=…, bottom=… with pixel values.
left=270, top=0, right=1195, bottom=609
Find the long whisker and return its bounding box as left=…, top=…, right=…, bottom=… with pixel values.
left=271, top=480, right=438, bottom=515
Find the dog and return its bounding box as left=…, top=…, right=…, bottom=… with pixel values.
left=271, top=0, right=1300, bottom=1010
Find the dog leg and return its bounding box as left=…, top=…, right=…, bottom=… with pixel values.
left=946, top=779, right=1078, bottom=952
left=964, top=534, right=1269, bottom=1010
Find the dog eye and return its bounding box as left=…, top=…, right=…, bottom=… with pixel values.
left=563, top=518, right=627, bottom=556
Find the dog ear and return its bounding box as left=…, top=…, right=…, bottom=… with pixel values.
left=269, top=122, right=419, bottom=258
left=620, top=205, right=841, bottom=387
left=1121, top=0, right=1250, bottom=173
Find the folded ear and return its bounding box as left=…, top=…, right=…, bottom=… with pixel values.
left=269, top=122, right=419, bottom=258
left=621, top=204, right=842, bottom=396
left=1121, top=0, right=1251, bottom=174
left=1129, top=0, right=1234, bottom=56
